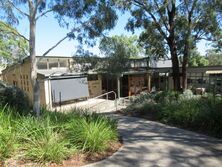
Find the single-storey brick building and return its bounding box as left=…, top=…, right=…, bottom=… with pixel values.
left=2, top=56, right=222, bottom=108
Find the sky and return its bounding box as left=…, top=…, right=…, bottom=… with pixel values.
left=16, top=11, right=210, bottom=57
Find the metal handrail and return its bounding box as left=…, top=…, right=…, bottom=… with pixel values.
left=88, top=91, right=117, bottom=111
left=90, top=99, right=112, bottom=110
left=88, top=91, right=117, bottom=101
left=118, top=96, right=133, bottom=106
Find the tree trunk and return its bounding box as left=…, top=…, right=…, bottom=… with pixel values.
left=167, top=0, right=181, bottom=91
left=30, top=17, right=40, bottom=116
left=117, top=76, right=121, bottom=98
left=169, top=42, right=181, bottom=91
left=182, top=9, right=192, bottom=91
left=182, top=41, right=189, bottom=90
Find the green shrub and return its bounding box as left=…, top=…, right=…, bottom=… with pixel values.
left=160, top=99, right=201, bottom=127
left=0, top=106, right=118, bottom=164
left=126, top=90, right=222, bottom=137
left=179, top=89, right=195, bottom=100
left=22, top=124, right=73, bottom=163
left=159, top=97, right=222, bottom=137
left=65, top=113, right=118, bottom=152
left=0, top=107, right=18, bottom=160
left=131, top=92, right=155, bottom=104
left=154, top=91, right=180, bottom=104
left=0, top=82, right=30, bottom=115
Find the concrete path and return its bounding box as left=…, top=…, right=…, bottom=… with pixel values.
left=85, top=115, right=222, bottom=167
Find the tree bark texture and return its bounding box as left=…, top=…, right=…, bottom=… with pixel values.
left=29, top=8, right=40, bottom=116
left=182, top=7, right=193, bottom=91
left=167, top=0, right=181, bottom=91
left=182, top=40, right=189, bottom=90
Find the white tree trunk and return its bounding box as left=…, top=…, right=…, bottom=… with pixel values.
left=30, top=16, right=40, bottom=116
left=117, top=76, right=121, bottom=99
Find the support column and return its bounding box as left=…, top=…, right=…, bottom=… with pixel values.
left=147, top=73, right=151, bottom=92
left=117, top=76, right=121, bottom=98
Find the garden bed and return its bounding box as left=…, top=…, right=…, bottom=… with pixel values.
left=4, top=140, right=122, bottom=167
left=120, top=91, right=222, bottom=138
left=0, top=107, right=121, bottom=166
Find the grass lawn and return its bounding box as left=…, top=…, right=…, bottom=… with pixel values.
left=0, top=106, right=121, bottom=166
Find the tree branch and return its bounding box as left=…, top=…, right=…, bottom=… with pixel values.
left=34, top=0, right=43, bottom=17
left=36, top=9, right=53, bottom=21
left=196, top=37, right=216, bottom=41
left=0, top=21, right=29, bottom=41
left=153, top=0, right=169, bottom=32
left=42, top=35, right=69, bottom=56
left=7, top=0, right=29, bottom=17
left=132, top=0, right=168, bottom=40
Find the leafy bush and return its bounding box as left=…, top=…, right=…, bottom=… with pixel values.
left=0, top=107, right=18, bottom=160
left=65, top=112, right=118, bottom=152
left=179, top=89, right=195, bottom=100
left=125, top=90, right=222, bottom=137
left=22, top=124, right=72, bottom=163
left=0, top=106, right=118, bottom=164
left=131, top=92, right=154, bottom=104
left=160, top=99, right=201, bottom=126
left=159, top=97, right=222, bottom=137
left=154, top=91, right=180, bottom=104
left=0, top=81, right=30, bottom=114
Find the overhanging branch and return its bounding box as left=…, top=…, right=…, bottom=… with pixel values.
left=42, top=35, right=69, bottom=56
left=0, top=21, right=29, bottom=41
left=132, top=0, right=168, bottom=40
left=36, top=9, right=53, bottom=21
left=7, top=0, right=29, bottom=18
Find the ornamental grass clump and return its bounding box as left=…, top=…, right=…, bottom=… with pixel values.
left=0, top=107, right=18, bottom=160
left=0, top=106, right=118, bottom=164
left=65, top=112, right=118, bottom=152
left=18, top=116, right=74, bottom=163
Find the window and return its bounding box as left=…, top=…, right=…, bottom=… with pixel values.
left=37, top=62, right=47, bottom=69
left=59, top=59, right=68, bottom=67
left=141, top=62, right=147, bottom=67
left=217, top=80, right=221, bottom=86
left=13, top=81, right=18, bottom=86
left=160, top=77, right=164, bottom=83
left=134, top=62, right=141, bottom=68
left=130, top=62, right=135, bottom=68
left=49, top=62, right=58, bottom=69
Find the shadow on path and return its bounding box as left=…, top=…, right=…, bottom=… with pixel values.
left=85, top=114, right=222, bottom=167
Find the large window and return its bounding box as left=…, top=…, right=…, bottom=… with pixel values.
left=49, top=59, right=59, bottom=69
left=37, top=62, right=47, bottom=69
left=59, top=59, right=68, bottom=68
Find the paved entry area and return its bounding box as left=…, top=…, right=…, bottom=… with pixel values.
left=53, top=99, right=117, bottom=113
left=85, top=115, right=222, bottom=167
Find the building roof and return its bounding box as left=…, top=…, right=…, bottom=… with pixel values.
left=150, top=59, right=172, bottom=68
left=37, top=68, right=85, bottom=78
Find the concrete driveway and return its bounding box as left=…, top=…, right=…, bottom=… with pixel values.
left=85, top=115, right=222, bottom=167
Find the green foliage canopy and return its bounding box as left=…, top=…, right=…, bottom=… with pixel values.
left=99, top=35, right=142, bottom=75
left=206, top=49, right=222, bottom=66
left=188, top=49, right=209, bottom=67
left=0, top=21, right=28, bottom=66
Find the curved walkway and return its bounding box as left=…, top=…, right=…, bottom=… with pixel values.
left=85, top=114, right=222, bottom=167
